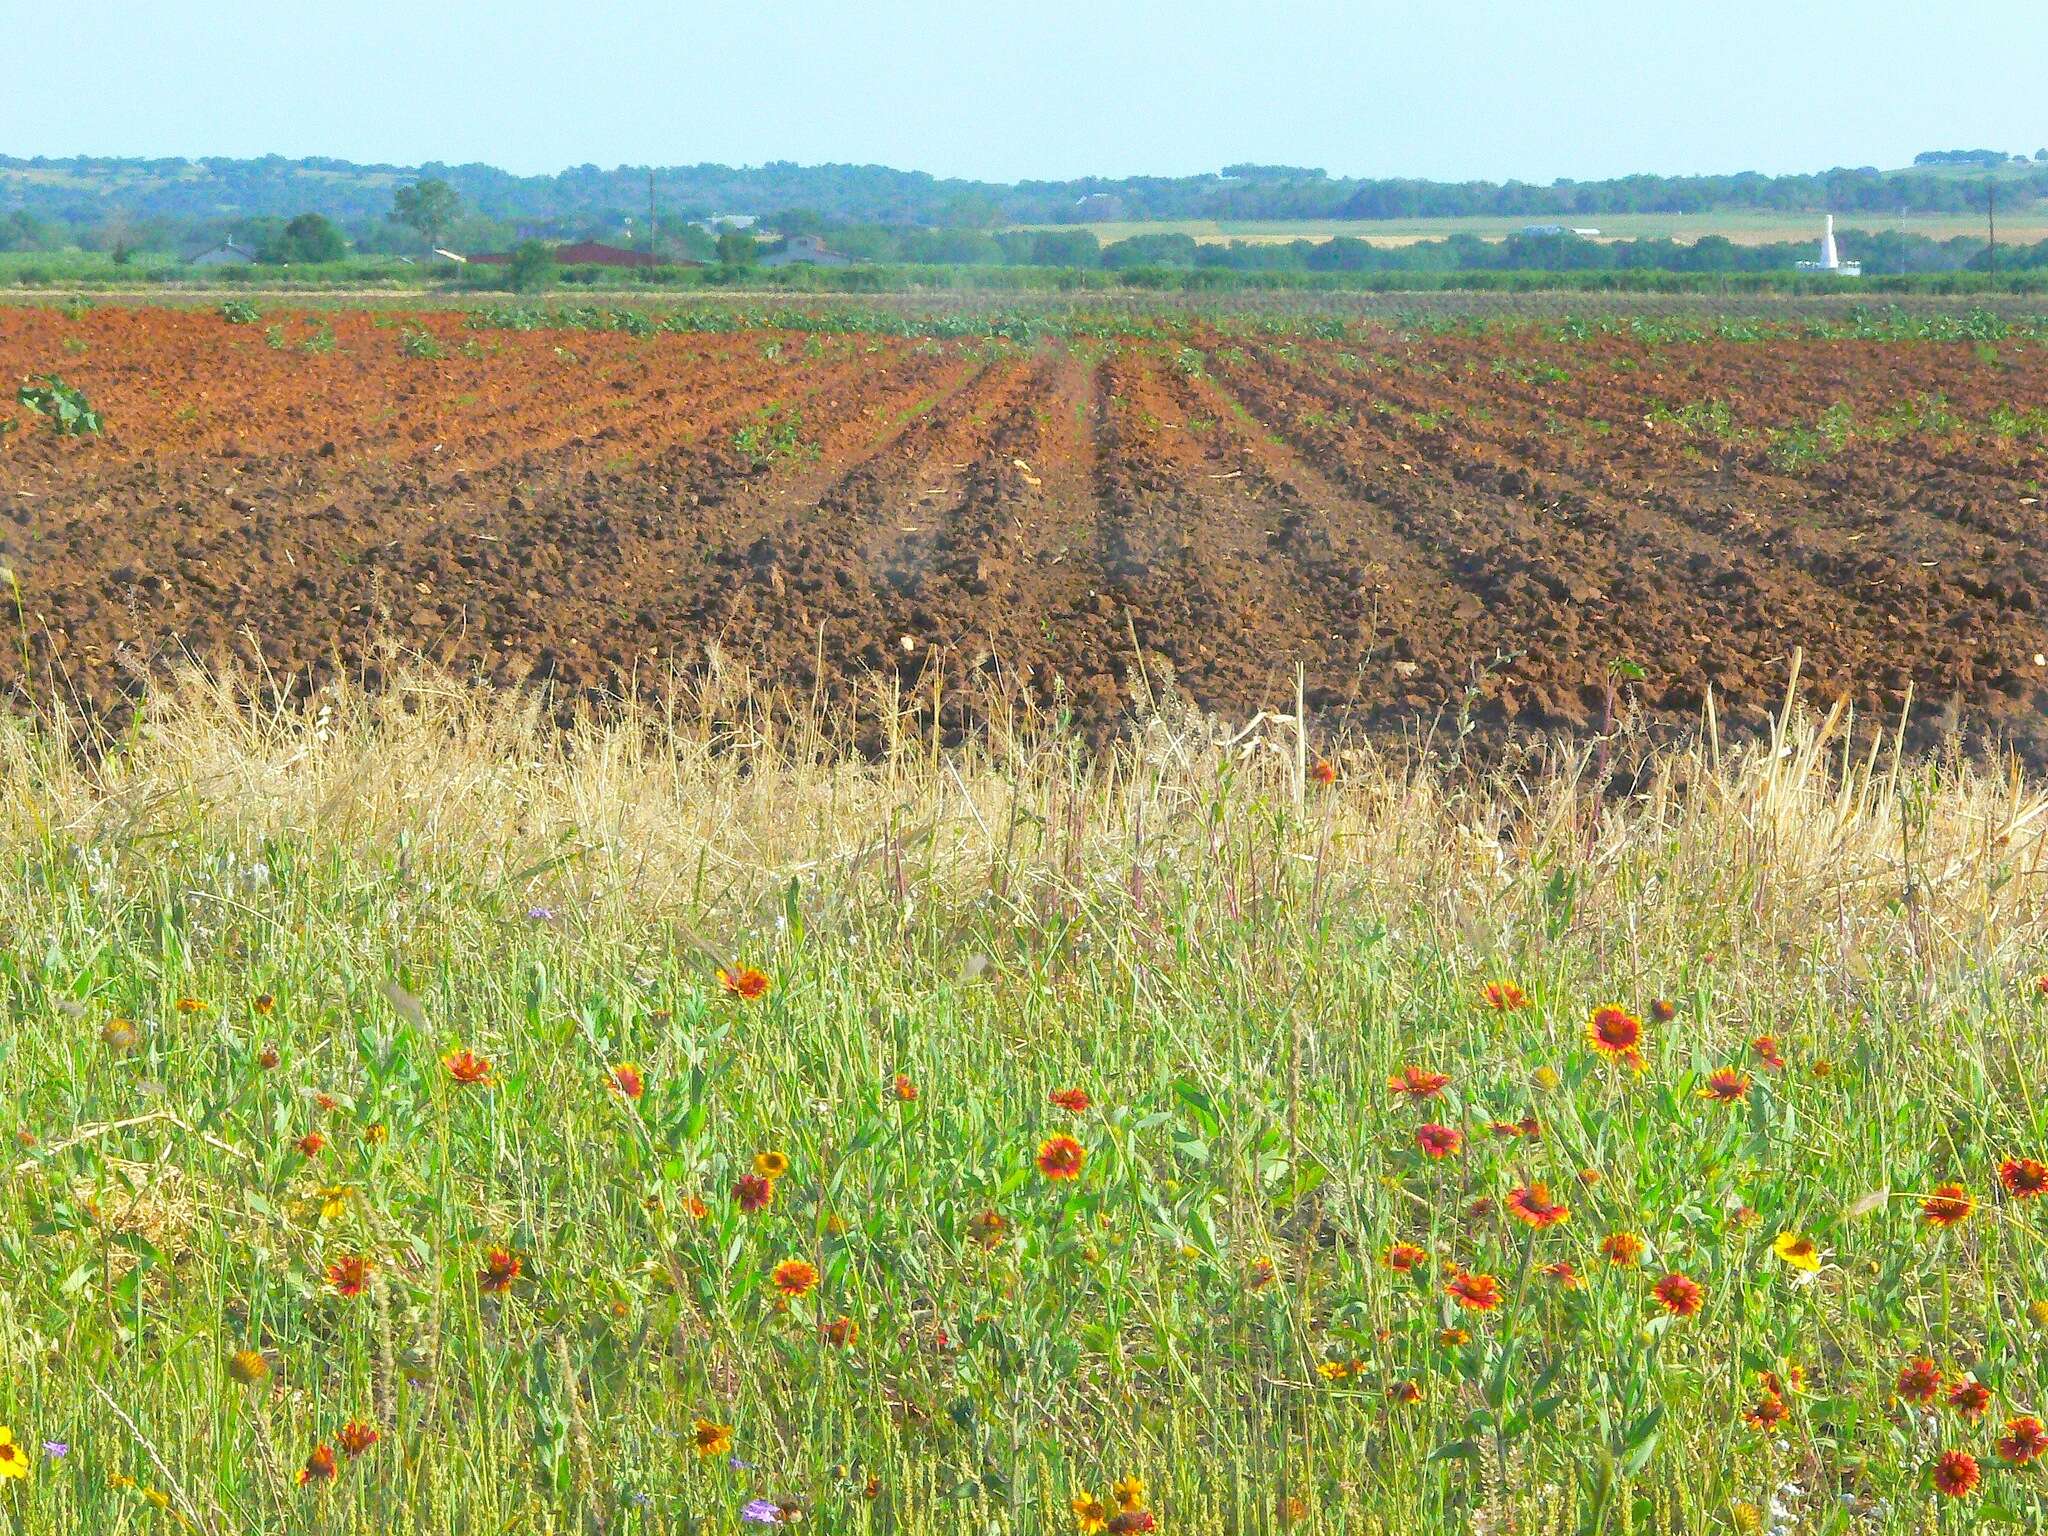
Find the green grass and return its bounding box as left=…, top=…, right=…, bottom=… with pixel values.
left=3, top=667, right=2048, bottom=1532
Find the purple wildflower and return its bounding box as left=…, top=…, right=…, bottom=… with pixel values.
left=43, top=1441, right=68, bottom=1459
left=742, top=1498, right=781, bottom=1524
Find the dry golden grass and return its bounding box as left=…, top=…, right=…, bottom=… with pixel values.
left=15, top=654, right=2046, bottom=981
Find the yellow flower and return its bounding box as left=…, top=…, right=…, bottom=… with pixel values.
left=754, top=1151, right=790, bottom=1180
left=1072, top=1492, right=1108, bottom=1533
left=1112, top=1476, right=1146, bottom=1511
left=1771, top=1232, right=1821, bottom=1272
left=691, top=1419, right=732, bottom=1458
left=1531, top=1065, right=1561, bottom=1091
left=316, top=1185, right=354, bottom=1223
left=226, top=1348, right=271, bottom=1385
left=0, top=1426, right=27, bottom=1480
left=2030, top=1299, right=2048, bottom=1330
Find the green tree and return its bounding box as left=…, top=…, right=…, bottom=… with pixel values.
left=771, top=208, right=830, bottom=237
left=391, top=178, right=463, bottom=245
left=940, top=190, right=1001, bottom=228
left=503, top=240, right=559, bottom=292
left=716, top=231, right=758, bottom=266
left=267, top=212, right=346, bottom=264
left=1101, top=232, right=1199, bottom=269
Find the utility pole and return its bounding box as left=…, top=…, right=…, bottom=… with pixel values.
left=1988, top=178, right=1997, bottom=278
left=648, top=169, right=658, bottom=262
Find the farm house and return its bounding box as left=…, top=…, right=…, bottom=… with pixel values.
left=758, top=233, right=854, bottom=268
left=184, top=238, right=255, bottom=267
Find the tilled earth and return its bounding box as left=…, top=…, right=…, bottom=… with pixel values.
left=4, top=304, right=2048, bottom=758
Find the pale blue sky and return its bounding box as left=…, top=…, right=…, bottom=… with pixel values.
left=3, top=0, right=2043, bottom=182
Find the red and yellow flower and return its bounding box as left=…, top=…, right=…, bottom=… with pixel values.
left=326, top=1254, right=372, bottom=1299
left=1933, top=1450, right=1980, bottom=1499
left=1921, top=1183, right=1975, bottom=1229
left=1037, top=1135, right=1086, bottom=1180
left=1650, top=1272, right=1703, bottom=1318
left=478, top=1248, right=521, bottom=1295
left=771, top=1258, right=819, bottom=1298
left=1897, top=1357, right=1942, bottom=1405
left=718, top=966, right=770, bottom=1001
left=1445, top=1270, right=1503, bottom=1311
left=1506, top=1183, right=1570, bottom=1229
left=1599, top=1231, right=1645, bottom=1267
left=1588, top=1005, right=1645, bottom=1068
left=2001, top=1157, right=2048, bottom=1199
left=1414, top=1123, right=1462, bottom=1159
left=1389, top=1065, right=1451, bottom=1100
left=1998, top=1415, right=2048, bottom=1465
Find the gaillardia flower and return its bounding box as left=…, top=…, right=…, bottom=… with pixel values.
left=719, top=967, right=770, bottom=1001
left=1921, top=1183, right=1975, bottom=1229
left=1588, top=1005, right=1645, bottom=1067
left=1445, top=1270, right=1503, bottom=1311
left=770, top=1258, right=819, bottom=1298
left=1651, top=1272, right=1704, bottom=1318
left=1037, top=1135, right=1086, bottom=1180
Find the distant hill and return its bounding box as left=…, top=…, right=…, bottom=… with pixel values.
left=4, top=153, right=2046, bottom=234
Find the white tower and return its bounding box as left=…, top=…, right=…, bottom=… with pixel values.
left=1797, top=215, right=1860, bottom=277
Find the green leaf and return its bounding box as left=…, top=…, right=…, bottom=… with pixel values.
left=1172, top=1079, right=1220, bottom=1137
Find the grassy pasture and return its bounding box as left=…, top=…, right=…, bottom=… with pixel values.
left=1002, top=211, right=2046, bottom=248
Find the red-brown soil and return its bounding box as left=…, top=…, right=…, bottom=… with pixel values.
left=4, top=305, right=2047, bottom=759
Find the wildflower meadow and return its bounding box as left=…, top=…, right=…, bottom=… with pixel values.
left=2, top=665, right=2048, bottom=1533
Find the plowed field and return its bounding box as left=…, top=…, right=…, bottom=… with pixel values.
left=5, top=305, right=2048, bottom=756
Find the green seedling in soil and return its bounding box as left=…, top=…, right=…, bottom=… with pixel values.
left=16, top=374, right=103, bottom=436
left=733, top=403, right=816, bottom=467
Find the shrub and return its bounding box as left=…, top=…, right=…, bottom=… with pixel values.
left=504, top=241, right=559, bottom=294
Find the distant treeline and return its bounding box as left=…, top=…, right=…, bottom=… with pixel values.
left=4, top=207, right=2037, bottom=281
left=9, top=253, right=2048, bottom=299
left=776, top=225, right=2034, bottom=277
left=3, top=151, right=2046, bottom=232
